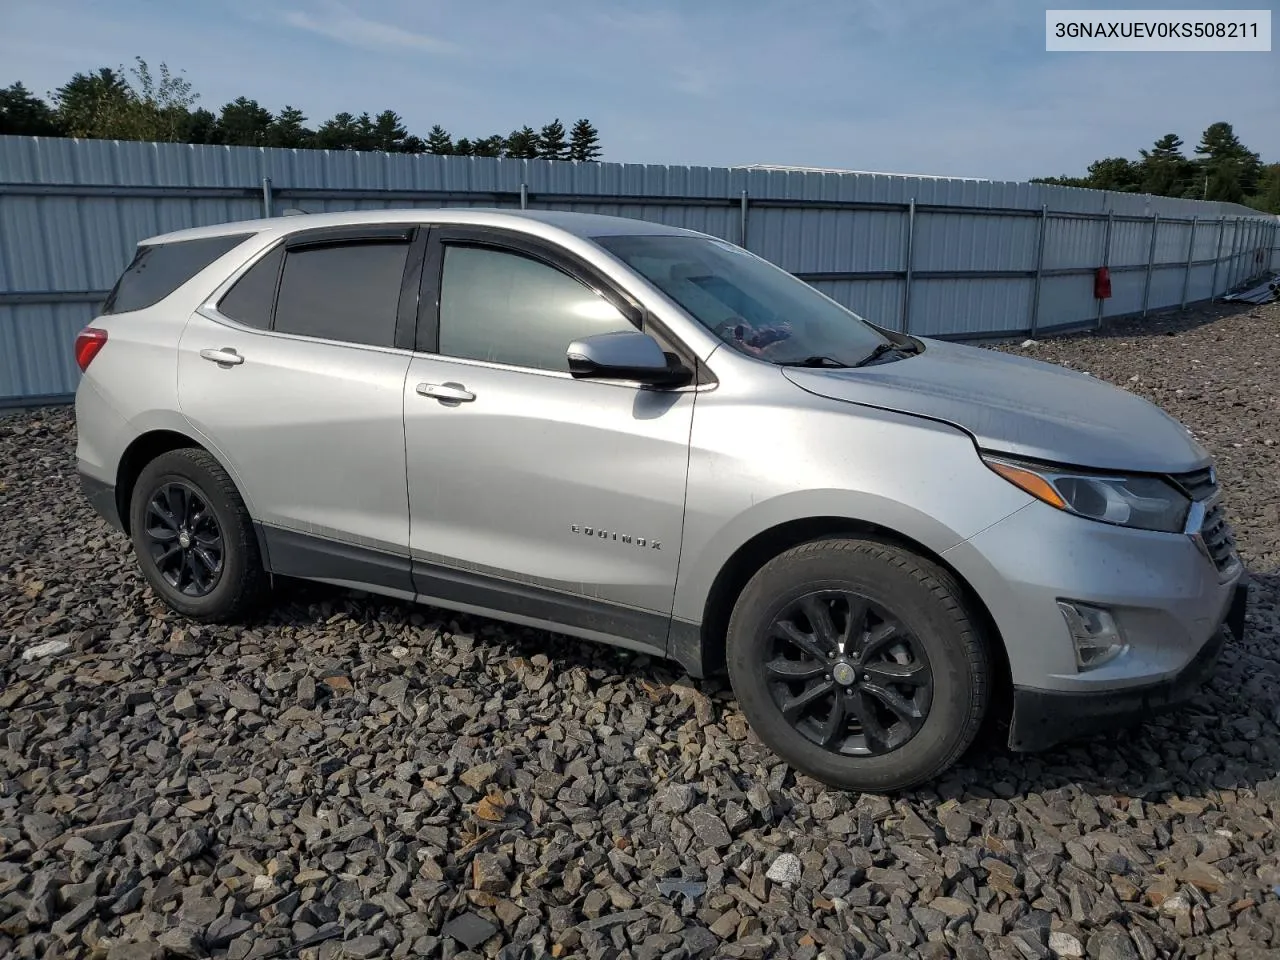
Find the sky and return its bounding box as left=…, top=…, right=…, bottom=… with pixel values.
left=1, top=0, right=1277, bottom=182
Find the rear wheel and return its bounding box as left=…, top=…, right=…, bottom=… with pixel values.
left=726, top=537, right=989, bottom=792
left=128, top=449, right=267, bottom=622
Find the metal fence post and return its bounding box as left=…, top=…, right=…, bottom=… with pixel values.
left=1209, top=217, right=1226, bottom=299
left=1029, top=204, right=1048, bottom=336
left=1180, top=216, right=1197, bottom=309
left=1096, top=209, right=1113, bottom=328
left=1230, top=219, right=1240, bottom=288
left=519, top=183, right=528, bottom=210
left=1252, top=219, right=1261, bottom=279
left=1141, top=213, right=1159, bottom=317
left=739, top=190, right=749, bottom=249
left=1252, top=219, right=1264, bottom=280
left=1225, top=220, right=1236, bottom=289
left=901, top=198, right=916, bottom=333
left=1241, top=219, right=1251, bottom=284
left=261, top=177, right=273, bottom=218
left=1240, top=219, right=1249, bottom=285
left=1244, top=219, right=1252, bottom=283
left=1239, top=219, right=1247, bottom=285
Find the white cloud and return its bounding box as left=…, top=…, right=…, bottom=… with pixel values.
left=279, top=1, right=456, bottom=54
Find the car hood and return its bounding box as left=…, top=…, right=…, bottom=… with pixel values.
left=781, top=337, right=1210, bottom=473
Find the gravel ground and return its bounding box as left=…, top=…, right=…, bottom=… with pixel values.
left=2, top=299, right=1279, bottom=960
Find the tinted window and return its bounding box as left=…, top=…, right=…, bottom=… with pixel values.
left=103, top=233, right=252, bottom=315
left=438, top=245, right=633, bottom=371
left=217, top=245, right=283, bottom=329
left=273, top=240, right=409, bottom=348
left=596, top=234, right=889, bottom=366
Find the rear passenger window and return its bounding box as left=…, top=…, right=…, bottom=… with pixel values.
left=103, top=233, right=252, bottom=315
left=218, top=245, right=283, bottom=329
left=273, top=240, right=409, bottom=348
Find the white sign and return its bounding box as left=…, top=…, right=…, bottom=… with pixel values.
left=1046, top=9, right=1271, bottom=51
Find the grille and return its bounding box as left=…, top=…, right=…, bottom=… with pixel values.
left=1199, top=501, right=1238, bottom=573
left=1168, top=466, right=1238, bottom=574
left=1169, top=466, right=1216, bottom=502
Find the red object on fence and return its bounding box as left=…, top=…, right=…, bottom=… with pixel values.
left=1094, top=266, right=1112, bottom=300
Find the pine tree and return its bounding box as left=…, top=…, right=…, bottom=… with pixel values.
left=1084, top=157, right=1141, bottom=192
left=1138, top=133, right=1194, bottom=198
left=1247, top=163, right=1280, bottom=214
left=1194, top=121, right=1262, bottom=200
left=314, top=112, right=360, bottom=150
left=370, top=110, right=408, bottom=152
left=184, top=108, right=219, bottom=144
left=217, top=97, right=273, bottom=146
left=348, top=112, right=379, bottom=151
left=266, top=106, right=311, bottom=148
left=504, top=126, right=539, bottom=158
left=1029, top=174, right=1090, bottom=188
left=536, top=118, right=568, bottom=159
left=0, top=82, right=60, bottom=136
left=471, top=135, right=505, bottom=157
left=568, top=118, right=601, bottom=161
left=51, top=67, right=133, bottom=138
left=1142, top=133, right=1184, bottom=162
left=453, top=137, right=473, bottom=156
left=426, top=124, right=453, bottom=154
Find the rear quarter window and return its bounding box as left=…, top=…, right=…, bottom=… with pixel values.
left=102, top=233, right=254, bottom=315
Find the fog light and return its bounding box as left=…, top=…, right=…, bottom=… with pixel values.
left=1057, top=600, right=1128, bottom=669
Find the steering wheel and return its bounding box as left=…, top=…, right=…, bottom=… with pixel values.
left=714, top=318, right=748, bottom=342
left=714, top=317, right=792, bottom=355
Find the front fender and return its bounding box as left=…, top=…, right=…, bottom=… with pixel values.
left=672, top=390, right=1033, bottom=628
left=671, top=486, right=1022, bottom=625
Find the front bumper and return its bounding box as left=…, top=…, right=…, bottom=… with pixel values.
left=1007, top=579, right=1247, bottom=752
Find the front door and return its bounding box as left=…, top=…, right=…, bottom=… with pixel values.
left=402, top=229, right=696, bottom=651
left=177, top=225, right=422, bottom=593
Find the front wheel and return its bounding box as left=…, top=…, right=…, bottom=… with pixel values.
left=726, top=537, right=990, bottom=792
left=128, top=448, right=268, bottom=622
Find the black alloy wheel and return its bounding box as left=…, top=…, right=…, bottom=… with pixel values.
left=142, top=482, right=225, bottom=597
left=726, top=537, right=990, bottom=792
left=128, top=448, right=268, bottom=622
left=765, top=591, right=933, bottom=756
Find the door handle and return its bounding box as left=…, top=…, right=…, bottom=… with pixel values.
left=416, top=381, right=475, bottom=403
left=199, top=347, right=244, bottom=366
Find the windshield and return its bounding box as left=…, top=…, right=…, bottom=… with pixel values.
left=594, top=234, right=890, bottom=365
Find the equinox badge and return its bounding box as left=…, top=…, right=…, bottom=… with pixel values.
left=570, top=524, right=660, bottom=550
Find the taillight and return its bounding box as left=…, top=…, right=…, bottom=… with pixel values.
left=75, top=328, right=108, bottom=371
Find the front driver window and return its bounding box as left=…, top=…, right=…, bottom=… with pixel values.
left=437, top=245, right=635, bottom=372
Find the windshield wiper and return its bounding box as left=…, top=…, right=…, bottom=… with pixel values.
left=852, top=342, right=910, bottom=367
left=776, top=355, right=849, bottom=368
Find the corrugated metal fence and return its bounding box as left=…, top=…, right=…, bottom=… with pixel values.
left=2, top=135, right=1277, bottom=405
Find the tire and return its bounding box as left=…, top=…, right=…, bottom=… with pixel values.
left=726, top=537, right=989, bottom=793
left=128, top=448, right=268, bottom=622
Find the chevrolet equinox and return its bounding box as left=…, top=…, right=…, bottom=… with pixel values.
left=74, top=209, right=1248, bottom=791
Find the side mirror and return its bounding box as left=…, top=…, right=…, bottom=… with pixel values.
left=566, top=330, right=691, bottom=387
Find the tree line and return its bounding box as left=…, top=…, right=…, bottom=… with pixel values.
left=0, top=57, right=603, bottom=161
left=1032, top=121, right=1279, bottom=214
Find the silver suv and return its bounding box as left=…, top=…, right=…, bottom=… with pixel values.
left=74, top=209, right=1247, bottom=791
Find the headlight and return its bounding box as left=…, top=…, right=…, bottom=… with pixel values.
left=982, top=454, right=1190, bottom=533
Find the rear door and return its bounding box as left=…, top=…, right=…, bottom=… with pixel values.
left=177, top=224, right=426, bottom=594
